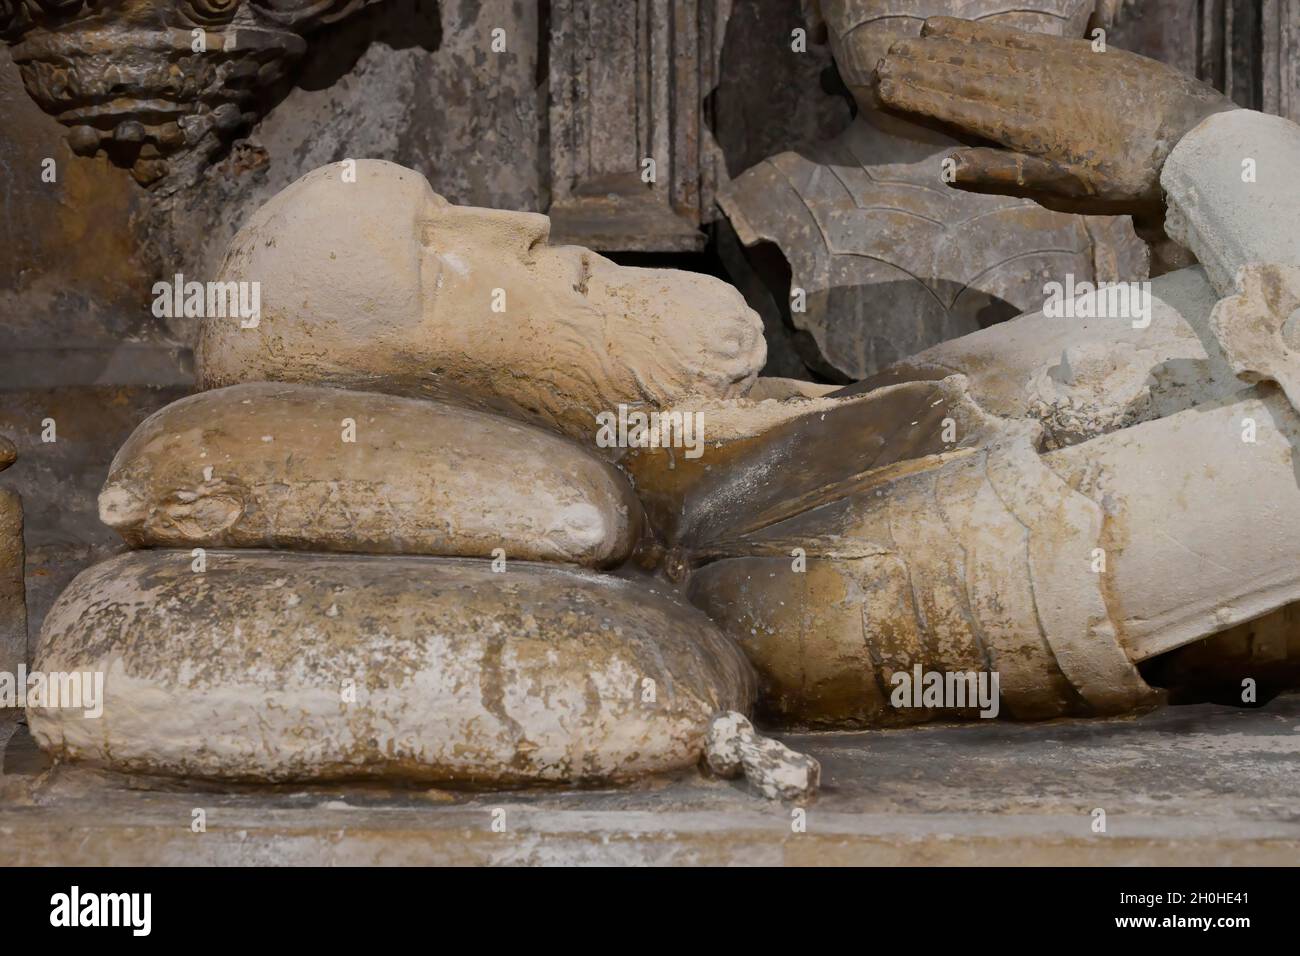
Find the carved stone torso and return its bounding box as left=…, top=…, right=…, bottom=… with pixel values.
left=719, top=116, right=1147, bottom=381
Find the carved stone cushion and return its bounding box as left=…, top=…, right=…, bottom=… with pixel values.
left=100, top=382, right=644, bottom=568
left=29, top=550, right=756, bottom=784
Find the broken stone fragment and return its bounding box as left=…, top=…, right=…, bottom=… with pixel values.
left=704, top=712, right=820, bottom=801
left=28, top=550, right=756, bottom=785
left=1208, top=263, right=1300, bottom=411
left=99, top=382, right=643, bottom=569
left=1025, top=341, right=1159, bottom=450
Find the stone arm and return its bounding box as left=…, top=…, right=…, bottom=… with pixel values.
left=836, top=18, right=1300, bottom=436
left=874, top=16, right=1236, bottom=221
left=831, top=111, right=1300, bottom=439
left=875, top=17, right=1300, bottom=296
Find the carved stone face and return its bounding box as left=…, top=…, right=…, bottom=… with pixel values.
left=1, top=0, right=375, bottom=184
left=816, top=0, right=1096, bottom=114
left=197, top=160, right=766, bottom=441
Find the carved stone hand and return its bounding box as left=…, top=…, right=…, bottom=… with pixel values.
left=875, top=16, right=1235, bottom=218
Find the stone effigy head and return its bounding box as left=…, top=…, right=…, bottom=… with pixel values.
left=806, top=0, right=1100, bottom=115
left=0, top=0, right=380, bottom=185
left=196, top=160, right=766, bottom=442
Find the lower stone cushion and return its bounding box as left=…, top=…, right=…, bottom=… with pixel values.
left=28, top=550, right=755, bottom=785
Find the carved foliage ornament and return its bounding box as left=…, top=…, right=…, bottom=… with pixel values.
left=1, top=0, right=380, bottom=185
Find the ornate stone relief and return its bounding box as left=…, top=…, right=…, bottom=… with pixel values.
left=0, top=0, right=381, bottom=186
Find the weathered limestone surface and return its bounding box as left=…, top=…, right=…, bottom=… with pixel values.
left=687, top=417, right=1154, bottom=727
left=1210, top=263, right=1300, bottom=410
left=99, top=382, right=643, bottom=568
left=29, top=550, right=755, bottom=785
left=196, top=160, right=765, bottom=443
left=684, top=377, right=1300, bottom=728
left=1045, top=387, right=1300, bottom=663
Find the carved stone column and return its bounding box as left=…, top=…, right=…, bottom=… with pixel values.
left=1198, top=0, right=1300, bottom=123
left=546, top=0, right=727, bottom=252
left=1261, top=0, right=1300, bottom=121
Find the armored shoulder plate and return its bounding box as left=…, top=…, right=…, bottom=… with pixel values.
left=719, top=118, right=1147, bottom=381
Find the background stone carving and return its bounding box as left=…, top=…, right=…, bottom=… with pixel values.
left=1, top=0, right=385, bottom=187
